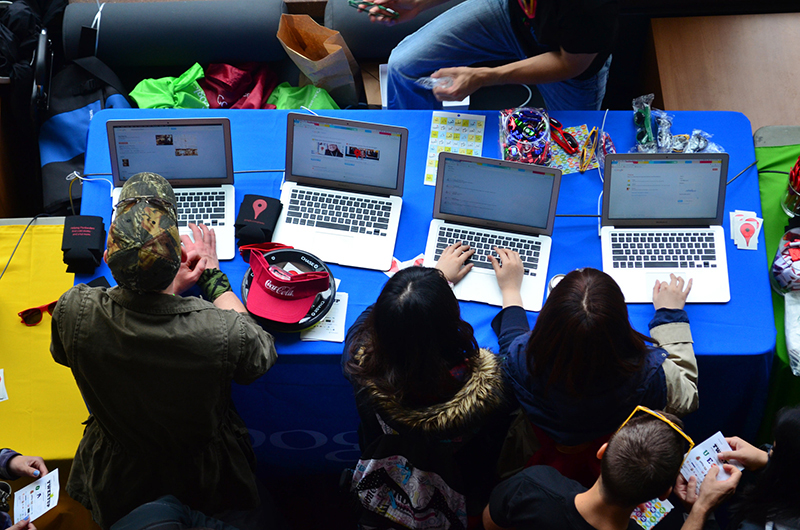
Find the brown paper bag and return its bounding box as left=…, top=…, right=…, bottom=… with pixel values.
left=277, top=14, right=361, bottom=107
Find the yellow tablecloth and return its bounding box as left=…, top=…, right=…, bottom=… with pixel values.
left=1, top=224, right=87, bottom=460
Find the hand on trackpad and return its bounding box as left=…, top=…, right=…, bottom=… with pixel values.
left=646, top=271, right=688, bottom=289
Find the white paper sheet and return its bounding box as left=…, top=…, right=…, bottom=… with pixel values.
left=300, top=291, right=348, bottom=342
left=14, top=468, right=59, bottom=523
left=680, top=431, right=744, bottom=494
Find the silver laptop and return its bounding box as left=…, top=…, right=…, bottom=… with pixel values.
left=108, top=117, right=236, bottom=260
left=601, top=152, right=730, bottom=303
left=423, top=153, right=561, bottom=312
left=272, top=113, right=409, bottom=271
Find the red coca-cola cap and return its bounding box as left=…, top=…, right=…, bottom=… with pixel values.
left=247, top=251, right=330, bottom=323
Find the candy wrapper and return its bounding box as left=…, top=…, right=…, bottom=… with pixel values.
left=770, top=228, right=800, bottom=294
left=773, top=227, right=800, bottom=375
left=499, top=107, right=551, bottom=165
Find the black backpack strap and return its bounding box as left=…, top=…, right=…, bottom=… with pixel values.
left=71, top=55, right=133, bottom=106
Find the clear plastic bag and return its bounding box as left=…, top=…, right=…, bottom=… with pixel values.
left=652, top=108, right=673, bottom=152
left=415, top=76, right=453, bottom=90
left=685, top=129, right=724, bottom=153
left=632, top=94, right=656, bottom=153
left=499, top=107, right=551, bottom=165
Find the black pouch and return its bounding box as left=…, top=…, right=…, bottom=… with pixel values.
left=235, top=195, right=282, bottom=246
left=62, top=215, right=105, bottom=273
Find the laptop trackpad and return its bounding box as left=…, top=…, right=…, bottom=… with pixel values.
left=645, top=271, right=689, bottom=290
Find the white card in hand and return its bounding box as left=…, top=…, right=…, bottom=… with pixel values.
left=680, top=432, right=744, bottom=494
left=14, top=468, right=60, bottom=524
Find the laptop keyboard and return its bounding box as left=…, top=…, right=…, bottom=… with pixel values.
left=610, top=230, right=718, bottom=269
left=435, top=226, right=541, bottom=276
left=175, top=190, right=227, bottom=228
left=284, top=189, right=391, bottom=237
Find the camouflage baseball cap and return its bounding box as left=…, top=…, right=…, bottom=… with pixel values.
left=107, top=172, right=181, bottom=292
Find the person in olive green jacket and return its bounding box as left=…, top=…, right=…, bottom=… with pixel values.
left=51, top=173, right=277, bottom=529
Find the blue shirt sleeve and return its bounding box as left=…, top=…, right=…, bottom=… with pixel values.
left=0, top=448, right=21, bottom=480
left=648, top=308, right=689, bottom=330
left=491, top=306, right=531, bottom=355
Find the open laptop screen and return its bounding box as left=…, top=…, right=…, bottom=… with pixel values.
left=604, top=153, right=729, bottom=226
left=108, top=118, right=234, bottom=187
left=286, top=113, right=407, bottom=195
left=434, top=153, right=561, bottom=236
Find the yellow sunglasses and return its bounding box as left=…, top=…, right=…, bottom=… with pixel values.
left=617, top=405, right=695, bottom=462
left=579, top=126, right=599, bottom=173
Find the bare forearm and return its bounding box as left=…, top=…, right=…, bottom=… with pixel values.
left=214, top=291, right=247, bottom=313
left=681, top=504, right=715, bottom=530
left=479, top=50, right=597, bottom=87
left=501, top=289, right=524, bottom=309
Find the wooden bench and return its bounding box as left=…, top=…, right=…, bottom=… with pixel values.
left=650, top=13, right=800, bottom=132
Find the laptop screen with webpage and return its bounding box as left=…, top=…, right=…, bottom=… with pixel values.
left=603, top=153, right=729, bottom=227
left=434, top=153, right=560, bottom=236
left=107, top=118, right=234, bottom=187
left=286, top=113, right=407, bottom=196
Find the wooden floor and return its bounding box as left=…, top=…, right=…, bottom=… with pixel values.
left=651, top=13, right=800, bottom=132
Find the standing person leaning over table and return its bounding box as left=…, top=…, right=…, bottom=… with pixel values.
left=473, top=245, right=699, bottom=483
left=50, top=173, right=277, bottom=529
left=357, top=0, right=618, bottom=110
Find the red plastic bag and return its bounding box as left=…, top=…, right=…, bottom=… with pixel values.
left=199, top=63, right=279, bottom=109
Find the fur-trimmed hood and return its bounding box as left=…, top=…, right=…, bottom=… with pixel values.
left=354, top=348, right=507, bottom=439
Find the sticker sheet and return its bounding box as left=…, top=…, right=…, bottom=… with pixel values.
left=549, top=124, right=599, bottom=174
left=631, top=498, right=673, bottom=530
left=730, top=210, right=762, bottom=250
left=425, top=112, right=486, bottom=186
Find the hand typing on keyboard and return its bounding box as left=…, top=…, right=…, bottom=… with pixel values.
left=435, top=242, right=475, bottom=284
left=490, top=247, right=524, bottom=309
left=652, top=273, right=693, bottom=310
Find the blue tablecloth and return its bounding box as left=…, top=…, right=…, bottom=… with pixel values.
left=79, top=109, right=775, bottom=476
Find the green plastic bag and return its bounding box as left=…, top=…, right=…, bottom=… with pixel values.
left=130, top=63, right=210, bottom=109
left=266, top=82, right=339, bottom=110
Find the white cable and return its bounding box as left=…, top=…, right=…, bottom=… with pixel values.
left=67, top=171, right=114, bottom=197
left=300, top=105, right=319, bottom=116
left=91, top=3, right=105, bottom=55
left=600, top=108, right=609, bottom=134
left=518, top=84, right=532, bottom=108
left=597, top=108, right=610, bottom=183
left=597, top=190, right=603, bottom=237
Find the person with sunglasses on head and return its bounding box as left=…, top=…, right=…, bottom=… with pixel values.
left=0, top=449, right=47, bottom=530
left=50, top=173, right=277, bottom=529
left=342, top=243, right=511, bottom=528
left=358, top=0, right=617, bottom=110
left=488, top=255, right=698, bottom=484
left=483, top=408, right=741, bottom=530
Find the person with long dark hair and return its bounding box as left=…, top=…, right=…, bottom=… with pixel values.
left=716, top=406, right=800, bottom=530
left=342, top=243, right=509, bottom=529
left=490, top=250, right=699, bottom=483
